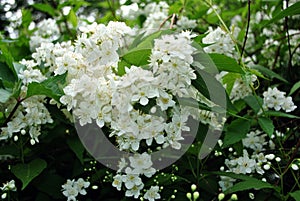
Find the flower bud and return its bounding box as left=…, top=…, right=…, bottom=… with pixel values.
left=231, top=194, right=238, bottom=200
left=218, top=193, right=225, bottom=200
left=193, top=191, right=200, bottom=200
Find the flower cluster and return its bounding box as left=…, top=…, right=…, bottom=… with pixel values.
left=0, top=180, right=16, bottom=199
left=0, top=60, right=53, bottom=145
left=29, top=18, right=60, bottom=51
left=61, top=178, right=90, bottom=201
left=202, top=26, right=239, bottom=59
left=218, top=130, right=283, bottom=191
left=117, top=1, right=197, bottom=35
left=113, top=153, right=159, bottom=200
left=263, top=87, right=297, bottom=112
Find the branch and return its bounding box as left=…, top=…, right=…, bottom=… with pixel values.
left=240, top=0, right=251, bottom=59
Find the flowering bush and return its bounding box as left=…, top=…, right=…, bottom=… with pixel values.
left=0, top=0, right=299, bottom=201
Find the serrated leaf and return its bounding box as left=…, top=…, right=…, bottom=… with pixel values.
left=0, top=44, right=15, bottom=77
left=0, top=62, right=16, bottom=85
left=122, top=49, right=151, bottom=67
left=192, top=70, right=236, bottom=113
left=67, top=137, right=85, bottom=164
left=223, top=118, right=251, bottom=147
left=11, top=158, right=47, bottom=190
left=289, top=80, right=300, bottom=95
left=251, top=65, right=288, bottom=83
left=258, top=117, right=274, bottom=137
left=32, top=3, right=56, bottom=16
left=244, top=95, right=263, bottom=114
left=290, top=190, right=300, bottom=201
left=0, top=88, right=12, bottom=103
left=208, top=53, right=245, bottom=74
left=22, top=9, right=32, bottom=28
left=26, top=73, right=66, bottom=102
left=68, top=9, right=77, bottom=28
left=224, top=179, right=275, bottom=194
left=206, top=172, right=276, bottom=194
left=265, top=110, right=300, bottom=119
left=265, top=1, right=300, bottom=26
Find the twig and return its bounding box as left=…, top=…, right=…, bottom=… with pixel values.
left=240, top=0, right=251, bottom=59
left=1, top=97, right=24, bottom=129
left=283, top=0, right=293, bottom=77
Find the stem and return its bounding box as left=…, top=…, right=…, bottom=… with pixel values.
left=1, top=98, right=23, bottom=129
left=240, top=0, right=251, bottom=59
left=284, top=0, right=293, bottom=73
left=204, top=0, right=247, bottom=72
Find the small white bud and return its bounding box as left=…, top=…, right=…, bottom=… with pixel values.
left=193, top=191, right=200, bottom=200
left=191, top=184, right=197, bottom=192
left=1, top=193, right=7, bottom=199
left=92, top=185, right=98, bottom=190
left=291, top=164, right=299, bottom=171
left=265, top=154, right=275, bottom=160
left=275, top=157, right=281, bottom=162
left=220, top=166, right=225, bottom=171
left=186, top=192, right=192, bottom=200
left=263, top=164, right=270, bottom=170
left=150, top=106, right=157, bottom=113
left=14, top=135, right=18, bottom=141
left=218, top=193, right=225, bottom=200
left=249, top=192, right=255, bottom=199
left=231, top=194, right=238, bottom=200
left=30, top=139, right=36, bottom=145
left=228, top=147, right=233, bottom=152
left=21, top=129, right=26, bottom=135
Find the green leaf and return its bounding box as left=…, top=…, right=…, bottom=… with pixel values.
left=192, top=70, right=236, bottom=113
left=290, top=190, right=300, bottom=201
left=289, top=80, right=300, bottom=95
left=0, top=88, right=12, bottom=103
left=26, top=73, right=66, bottom=102
left=32, top=3, right=56, bottom=16
left=11, top=158, right=47, bottom=190
left=68, top=9, right=78, bottom=28
left=208, top=53, right=245, bottom=74
left=122, top=49, right=151, bottom=67
left=258, top=117, right=274, bottom=137
left=22, top=9, right=32, bottom=28
left=265, top=110, right=300, bottom=119
left=207, top=171, right=277, bottom=194
left=223, top=118, right=251, bottom=147
left=265, top=1, right=300, bottom=25
left=121, top=30, right=174, bottom=67
left=224, top=179, right=275, bottom=194
left=0, top=63, right=15, bottom=86
left=251, top=65, right=288, bottom=83
left=243, top=95, right=263, bottom=114
left=222, top=73, right=240, bottom=95
left=67, top=137, right=85, bottom=164
left=0, top=44, right=15, bottom=77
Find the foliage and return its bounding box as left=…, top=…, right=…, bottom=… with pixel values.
left=0, top=0, right=299, bottom=201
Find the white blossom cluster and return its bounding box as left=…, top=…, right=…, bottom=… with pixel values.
left=0, top=60, right=53, bottom=145
left=0, top=180, right=16, bottom=199
left=29, top=18, right=60, bottom=51
left=61, top=178, right=90, bottom=201
left=117, top=1, right=197, bottom=35
left=219, top=130, right=280, bottom=191
left=202, top=26, right=239, bottom=59
left=263, top=87, right=297, bottom=112
left=113, top=153, right=159, bottom=200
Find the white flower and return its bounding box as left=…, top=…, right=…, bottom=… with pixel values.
left=1, top=180, right=17, bottom=192
left=125, top=183, right=144, bottom=199
left=263, top=87, right=297, bottom=112
left=62, top=178, right=90, bottom=201
left=144, top=186, right=161, bottom=201
left=62, top=179, right=78, bottom=201
left=112, top=174, right=123, bottom=191
left=122, top=168, right=143, bottom=189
